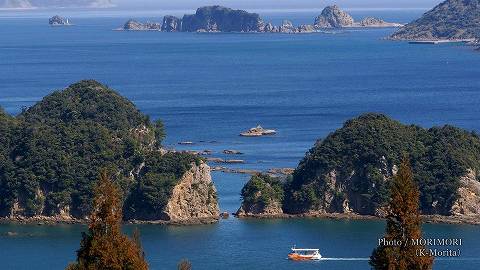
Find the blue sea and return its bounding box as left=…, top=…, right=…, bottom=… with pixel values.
left=0, top=8, right=479, bottom=270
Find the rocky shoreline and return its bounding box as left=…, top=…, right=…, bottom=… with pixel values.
left=234, top=212, right=480, bottom=225
left=3, top=212, right=478, bottom=226
left=0, top=216, right=219, bottom=226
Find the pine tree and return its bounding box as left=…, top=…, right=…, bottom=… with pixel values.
left=370, top=156, right=434, bottom=270
left=177, top=259, right=192, bottom=270
left=66, top=171, right=149, bottom=270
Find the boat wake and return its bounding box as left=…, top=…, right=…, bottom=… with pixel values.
left=320, top=258, right=369, bottom=261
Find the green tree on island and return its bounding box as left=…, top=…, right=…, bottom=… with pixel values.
left=66, top=171, right=149, bottom=270
left=370, top=157, right=434, bottom=270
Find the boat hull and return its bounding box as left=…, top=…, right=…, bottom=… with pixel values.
left=288, top=253, right=321, bottom=261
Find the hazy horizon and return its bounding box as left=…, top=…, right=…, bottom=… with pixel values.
left=113, top=0, right=443, bottom=10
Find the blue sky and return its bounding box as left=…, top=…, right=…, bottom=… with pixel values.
left=115, top=0, right=443, bottom=9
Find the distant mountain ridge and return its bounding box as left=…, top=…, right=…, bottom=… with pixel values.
left=1, top=0, right=113, bottom=8
left=391, top=0, right=480, bottom=40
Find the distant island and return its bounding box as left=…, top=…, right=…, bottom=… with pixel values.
left=0, top=80, right=219, bottom=225
left=390, top=0, right=480, bottom=42
left=120, top=5, right=402, bottom=33
left=49, top=15, right=71, bottom=26
left=237, top=114, right=480, bottom=224
left=1, top=0, right=113, bottom=8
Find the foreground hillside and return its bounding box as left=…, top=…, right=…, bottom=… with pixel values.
left=0, top=80, right=219, bottom=224
left=391, top=0, right=480, bottom=40
left=238, top=114, right=480, bottom=221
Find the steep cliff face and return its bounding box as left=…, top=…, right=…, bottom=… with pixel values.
left=451, top=169, right=480, bottom=216
left=163, top=162, right=219, bottom=222
left=283, top=114, right=480, bottom=216
left=391, top=0, right=480, bottom=40
left=181, top=6, right=265, bottom=32
left=161, top=15, right=182, bottom=32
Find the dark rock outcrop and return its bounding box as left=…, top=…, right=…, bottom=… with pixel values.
left=161, top=15, right=182, bottom=32
left=391, top=0, right=480, bottom=40
left=181, top=5, right=265, bottom=32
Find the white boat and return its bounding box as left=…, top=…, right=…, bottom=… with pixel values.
left=288, top=247, right=322, bottom=261
left=240, top=125, right=276, bottom=137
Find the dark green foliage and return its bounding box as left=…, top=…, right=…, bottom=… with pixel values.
left=240, top=174, right=285, bottom=210
left=0, top=80, right=193, bottom=219
left=0, top=109, right=18, bottom=216
left=284, top=113, right=480, bottom=215
left=123, top=152, right=200, bottom=220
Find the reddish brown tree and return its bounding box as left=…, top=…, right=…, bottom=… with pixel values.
left=67, top=171, right=148, bottom=270
left=370, top=156, right=434, bottom=270
left=177, top=259, right=192, bottom=270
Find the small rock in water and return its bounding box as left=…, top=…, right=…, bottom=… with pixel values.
left=200, top=150, right=213, bottom=155
left=178, top=141, right=194, bottom=145
left=225, top=159, right=245, bottom=164
left=220, top=212, right=230, bottom=219
left=207, top=157, right=225, bottom=163
left=223, top=149, right=243, bottom=155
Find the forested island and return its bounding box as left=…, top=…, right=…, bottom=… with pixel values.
left=0, top=80, right=219, bottom=224
left=237, top=114, right=480, bottom=224
left=120, top=5, right=402, bottom=33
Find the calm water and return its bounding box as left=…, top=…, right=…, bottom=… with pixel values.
left=0, top=9, right=479, bottom=270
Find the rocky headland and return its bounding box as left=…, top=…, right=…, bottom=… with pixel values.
left=236, top=114, right=480, bottom=225
left=314, top=5, right=403, bottom=28
left=120, top=5, right=402, bottom=34
left=0, top=80, right=219, bottom=225
left=390, top=0, right=480, bottom=41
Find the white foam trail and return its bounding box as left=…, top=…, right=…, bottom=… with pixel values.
left=321, top=258, right=369, bottom=261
